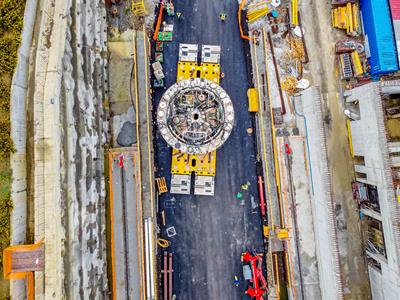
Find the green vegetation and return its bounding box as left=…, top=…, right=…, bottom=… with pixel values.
left=0, top=0, right=27, bottom=297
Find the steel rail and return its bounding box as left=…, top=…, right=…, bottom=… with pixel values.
left=120, top=163, right=131, bottom=297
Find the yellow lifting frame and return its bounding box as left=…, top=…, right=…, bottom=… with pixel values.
left=171, top=149, right=216, bottom=176
left=177, top=62, right=220, bottom=83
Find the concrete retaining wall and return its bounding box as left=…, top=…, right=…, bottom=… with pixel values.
left=33, top=0, right=72, bottom=297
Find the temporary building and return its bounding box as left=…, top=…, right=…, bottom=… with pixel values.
left=360, top=0, right=399, bottom=75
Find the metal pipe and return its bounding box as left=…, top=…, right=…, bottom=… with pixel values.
left=298, top=13, right=310, bottom=64
left=120, top=166, right=131, bottom=296
left=163, top=252, right=167, bottom=299
left=257, top=176, right=266, bottom=217
left=291, top=96, right=314, bottom=195
left=267, top=31, right=286, bottom=115
left=149, top=219, right=155, bottom=299
left=145, top=218, right=151, bottom=299
left=286, top=143, right=306, bottom=300
left=168, top=253, right=173, bottom=300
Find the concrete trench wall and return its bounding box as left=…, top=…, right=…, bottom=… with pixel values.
left=61, top=0, right=109, bottom=298
left=29, top=0, right=109, bottom=298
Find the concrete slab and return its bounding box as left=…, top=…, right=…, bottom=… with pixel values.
left=295, top=87, right=343, bottom=299
left=170, top=174, right=191, bottom=195
left=282, top=136, right=321, bottom=299
left=194, top=176, right=215, bottom=196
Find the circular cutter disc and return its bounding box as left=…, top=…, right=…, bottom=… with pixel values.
left=157, top=78, right=235, bottom=154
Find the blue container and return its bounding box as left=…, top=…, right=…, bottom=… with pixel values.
left=361, top=0, right=399, bottom=75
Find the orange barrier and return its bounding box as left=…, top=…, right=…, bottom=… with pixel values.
left=153, top=3, right=164, bottom=41
left=238, top=0, right=254, bottom=42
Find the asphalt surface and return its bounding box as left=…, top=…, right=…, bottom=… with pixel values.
left=152, top=1, right=265, bottom=299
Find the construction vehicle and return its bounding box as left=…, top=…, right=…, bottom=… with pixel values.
left=242, top=251, right=267, bottom=300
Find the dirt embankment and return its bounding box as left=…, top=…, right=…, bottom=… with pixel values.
left=0, top=0, right=27, bottom=297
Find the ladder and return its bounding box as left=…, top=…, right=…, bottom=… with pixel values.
left=340, top=53, right=353, bottom=79
left=132, top=0, right=146, bottom=15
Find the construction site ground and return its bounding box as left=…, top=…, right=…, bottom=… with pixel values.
left=1, top=0, right=376, bottom=299
left=299, top=0, right=371, bottom=298
left=153, top=1, right=265, bottom=299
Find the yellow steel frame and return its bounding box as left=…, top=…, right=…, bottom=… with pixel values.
left=171, top=149, right=216, bottom=176
left=132, top=0, right=146, bottom=15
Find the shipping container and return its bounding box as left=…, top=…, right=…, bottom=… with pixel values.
left=360, top=0, right=399, bottom=75
left=388, top=0, right=400, bottom=65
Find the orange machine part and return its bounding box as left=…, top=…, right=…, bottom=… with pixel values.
left=238, top=0, right=255, bottom=42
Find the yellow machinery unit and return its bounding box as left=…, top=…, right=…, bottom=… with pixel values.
left=171, top=45, right=222, bottom=180
left=157, top=44, right=235, bottom=195
left=247, top=88, right=259, bottom=112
